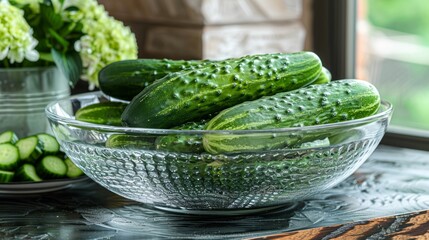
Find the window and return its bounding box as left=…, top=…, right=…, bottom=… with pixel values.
left=313, top=0, right=429, bottom=150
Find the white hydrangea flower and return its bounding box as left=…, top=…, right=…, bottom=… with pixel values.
left=9, top=0, right=42, bottom=13
left=64, top=0, right=107, bottom=22
left=71, top=0, right=138, bottom=87
left=4, top=0, right=137, bottom=87
left=0, top=1, right=39, bottom=64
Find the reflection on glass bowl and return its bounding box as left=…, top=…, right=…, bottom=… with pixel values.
left=45, top=91, right=392, bottom=215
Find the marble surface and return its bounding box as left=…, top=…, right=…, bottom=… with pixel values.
left=100, top=0, right=306, bottom=60
left=1, top=145, right=429, bottom=239
left=141, top=21, right=305, bottom=60
left=100, top=0, right=303, bottom=24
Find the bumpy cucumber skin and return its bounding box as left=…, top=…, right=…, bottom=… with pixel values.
left=203, top=79, right=381, bottom=154
left=122, top=52, right=322, bottom=129
left=75, top=102, right=128, bottom=126
left=99, top=59, right=211, bottom=101
left=155, top=120, right=207, bottom=153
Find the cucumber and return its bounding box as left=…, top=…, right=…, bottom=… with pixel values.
left=37, top=155, right=67, bottom=179
left=0, top=132, right=84, bottom=182
left=16, top=164, right=42, bottom=182
left=313, top=67, right=332, bottom=85
left=122, top=52, right=322, bottom=129
left=99, top=59, right=212, bottom=101
left=203, top=79, right=381, bottom=154
left=155, top=120, right=207, bottom=153
left=15, top=136, right=43, bottom=163
left=0, top=170, right=15, bottom=183
left=64, top=158, right=84, bottom=178
left=105, top=134, right=155, bottom=149
left=0, top=143, right=20, bottom=171
left=0, top=131, right=18, bottom=144
left=75, top=102, right=128, bottom=126
left=37, top=133, right=60, bottom=155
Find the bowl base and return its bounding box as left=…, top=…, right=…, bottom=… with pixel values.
left=152, top=202, right=300, bottom=216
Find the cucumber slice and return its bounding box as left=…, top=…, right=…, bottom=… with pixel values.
left=37, top=133, right=60, bottom=155
left=16, top=164, right=42, bottom=182
left=0, top=143, right=20, bottom=171
left=37, top=156, right=67, bottom=179
left=15, top=136, right=43, bottom=163
left=64, top=158, right=84, bottom=178
left=0, top=170, right=15, bottom=183
left=0, top=131, right=19, bottom=144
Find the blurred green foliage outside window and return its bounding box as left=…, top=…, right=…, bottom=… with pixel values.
left=361, top=0, right=429, bottom=130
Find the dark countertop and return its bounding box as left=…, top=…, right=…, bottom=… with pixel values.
left=1, top=145, right=429, bottom=239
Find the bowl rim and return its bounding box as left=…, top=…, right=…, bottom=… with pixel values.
left=45, top=91, right=393, bottom=135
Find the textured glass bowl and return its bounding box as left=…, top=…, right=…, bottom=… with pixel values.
left=45, top=91, right=392, bottom=215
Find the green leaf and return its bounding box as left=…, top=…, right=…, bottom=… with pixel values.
left=39, top=52, right=54, bottom=62
left=48, top=28, right=69, bottom=50
left=51, top=49, right=83, bottom=87
left=40, top=2, right=63, bottom=30
left=59, top=22, right=77, bottom=38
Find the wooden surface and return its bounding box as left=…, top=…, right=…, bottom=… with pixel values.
left=255, top=210, right=429, bottom=240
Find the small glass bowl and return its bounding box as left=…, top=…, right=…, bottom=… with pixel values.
left=45, top=91, right=392, bottom=215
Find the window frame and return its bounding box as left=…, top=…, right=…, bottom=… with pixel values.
left=312, top=0, right=356, bottom=79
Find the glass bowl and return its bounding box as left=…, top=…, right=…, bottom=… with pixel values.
left=45, top=91, right=392, bottom=215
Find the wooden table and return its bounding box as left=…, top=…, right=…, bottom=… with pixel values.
left=256, top=211, right=429, bottom=239
left=1, top=145, right=429, bottom=239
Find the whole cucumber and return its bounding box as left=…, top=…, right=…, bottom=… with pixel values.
left=155, top=120, right=207, bottom=153
left=75, top=102, right=128, bottom=126
left=105, top=134, right=155, bottom=149
left=313, top=67, right=332, bottom=85
left=122, top=52, right=322, bottom=129
left=98, top=59, right=212, bottom=101
left=203, top=79, right=381, bottom=154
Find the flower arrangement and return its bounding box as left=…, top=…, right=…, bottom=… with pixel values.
left=0, top=0, right=138, bottom=88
